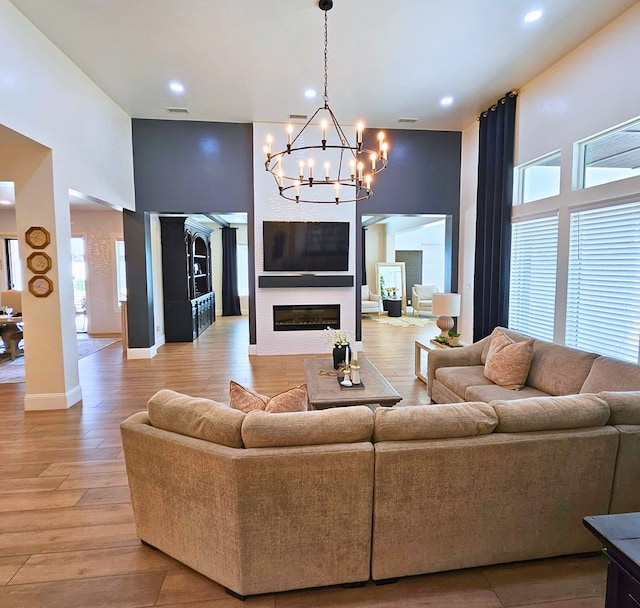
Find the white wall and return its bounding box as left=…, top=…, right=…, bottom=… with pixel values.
left=459, top=3, right=640, bottom=343
left=253, top=122, right=356, bottom=356
left=458, top=121, right=479, bottom=343
left=0, top=0, right=135, bottom=211
left=150, top=214, right=165, bottom=345
left=70, top=209, right=123, bottom=335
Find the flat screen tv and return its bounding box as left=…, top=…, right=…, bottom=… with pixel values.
left=263, top=221, right=349, bottom=272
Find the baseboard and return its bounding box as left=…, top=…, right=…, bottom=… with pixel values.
left=24, top=384, right=82, bottom=410
left=126, top=344, right=159, bottom=359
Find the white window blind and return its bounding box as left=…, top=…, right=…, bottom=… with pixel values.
left=508, top=214, right=558, bottom=341
left=566, top=200, right=640, bottom=363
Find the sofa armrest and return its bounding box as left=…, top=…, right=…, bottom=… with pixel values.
left=427, top=338, right=488, bottom=397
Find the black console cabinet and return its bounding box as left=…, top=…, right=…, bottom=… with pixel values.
left=160, top=217, right=215, bottom=342
left=584, top=513, right=640, bottom=608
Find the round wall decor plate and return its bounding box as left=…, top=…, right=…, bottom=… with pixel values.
left=28, top=275, right=54, bottom=297
left=27, top=251, right=53, bottom=274
left=25, top=226, right=51, bottom=249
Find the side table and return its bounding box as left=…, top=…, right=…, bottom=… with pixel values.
left=584, top=512, right=640, bottom=608
left=384, top=299, right=402, bottom=317
left=414, top=338, right=467, bottom=384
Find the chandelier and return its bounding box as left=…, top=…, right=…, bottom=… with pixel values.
left=263, top=0, right=388, bottom=204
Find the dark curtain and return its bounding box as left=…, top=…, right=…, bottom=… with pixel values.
left=222, top=227, right=241, bottom=316
left=473, top=91, right=517, bottom=342
left=361, top=227, right=367, bottom=286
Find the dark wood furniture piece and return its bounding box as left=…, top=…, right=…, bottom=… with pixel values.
left=303, top=356, right=402, bottom=409
left=584, top=512, right=640, bottom=608
left=384, top=299, right=402, bottom=317
left=159, top=217, right=215, bottom=342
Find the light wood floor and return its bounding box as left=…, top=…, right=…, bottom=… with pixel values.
left=0, top=316, right=606, bottom=607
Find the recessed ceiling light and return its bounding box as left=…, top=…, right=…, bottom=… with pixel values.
left=169, top=81, right=185, bottom=94
left=304, top=89, right=317, bottom=99
left=440, top=96, right=454, bottom=106
left=0, top=200, right=12, bottom=205
left=524, top=9, right=542, bottom=23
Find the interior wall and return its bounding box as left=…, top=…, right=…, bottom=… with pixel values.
left=0, top=0, right=135, bottom=210
left=253, top=122, right=357, bottom=356
left=458, top=2, right=640, bottom=344
left=128, top=119, right=254, bottom=350
left=364, top=224, right=385, bottom=291
left=458, top=121, right=479, bottom=344
left=70, top=209, right=123, bottom=335
left=149, top=214, right=165, bottom=345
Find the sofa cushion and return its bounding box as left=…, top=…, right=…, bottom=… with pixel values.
left=484, top=328, right=534, bottom=390
left=528, top=341, right=598, bottom=396
left=229, top=381, right=308, bottom=413
left=491, top=394, right=610, bottom=433
left=373, top=402, right=498, bottom=441
left=435, top=366, right=493, bottom=399
left=598, top=391, right=640, bottom=425
left=147, top=389, right=244, bottom=448
left=241, top=406, right=374, bottom=448
left=465, top=383, right=550, bottom=403
left=580, top=357, right=640, bottom=394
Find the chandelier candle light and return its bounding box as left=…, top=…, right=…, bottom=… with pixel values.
left=264, top=0, right=388, bottom=204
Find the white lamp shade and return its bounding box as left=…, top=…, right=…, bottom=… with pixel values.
left=432, top=293, right=460, bottom=317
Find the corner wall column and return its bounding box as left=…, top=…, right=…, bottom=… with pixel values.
left=123, top=210, right=156, bottom=356
left=8, top=145, right=81, bottom=410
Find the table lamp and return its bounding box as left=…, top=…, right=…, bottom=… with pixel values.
left=432, top=293, right=461, bottom=338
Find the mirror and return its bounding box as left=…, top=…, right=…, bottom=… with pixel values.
left=376, top=262, right=406, bottom=314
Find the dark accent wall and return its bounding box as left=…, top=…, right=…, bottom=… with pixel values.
left=129, top=119, right=254, bottom=348
left=132, top=119, right=254, bottom=212
left=123, top=210, right=155, bottom=348
left=363, top=128, right=462, bottom=216
left=355, top=128, right=462, bottom=339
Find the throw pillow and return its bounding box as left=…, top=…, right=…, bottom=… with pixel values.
left=484, top=328, right=534, bottom=390
left=229, top=381, right=308, bottom=413
left=229, top=381, right=270, bottom=413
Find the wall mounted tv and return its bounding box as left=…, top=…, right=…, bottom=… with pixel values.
left=263, top=221, right=349, bottom=272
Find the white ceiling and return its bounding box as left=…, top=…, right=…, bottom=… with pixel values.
left=8, top=0, right=638, bottom=131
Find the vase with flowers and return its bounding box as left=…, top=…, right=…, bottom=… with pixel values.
left=323, top=327, right=352, bottom=370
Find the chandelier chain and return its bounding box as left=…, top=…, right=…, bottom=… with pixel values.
left=323, top=10, right=329, bottom=106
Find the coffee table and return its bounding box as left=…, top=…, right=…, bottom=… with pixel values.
left=303, top=356, right=402, bottom=410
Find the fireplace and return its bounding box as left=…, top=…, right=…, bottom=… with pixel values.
left=273, top=305, right=340, bottom=332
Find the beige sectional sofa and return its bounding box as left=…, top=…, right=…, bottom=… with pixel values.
left=121, top=386, right=640, bottom=598
left=428, top=326, right=640, bottom=404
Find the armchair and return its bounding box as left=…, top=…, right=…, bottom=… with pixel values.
left=411, top=284, right=439, bottom=316
left=361, top=285, right=382, bottom=316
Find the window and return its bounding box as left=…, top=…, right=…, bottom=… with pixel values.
left=5, top=238, right=22, bottom=290
left=514, top=151, right=561, bottom=205
left=566, top=200, right=640, bottom=363
left=115, top=239, right=127, bottom=302
left=236, top=242, right=248, bottom=297
left=579, top=116, right=640, bottom=189
left=508, top=214, right=559, bottom=341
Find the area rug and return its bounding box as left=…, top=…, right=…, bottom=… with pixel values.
left=367, top=315, right=436, bottom=328
left=0, top=336, right=120, bottom=383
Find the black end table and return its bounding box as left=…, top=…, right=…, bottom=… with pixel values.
left=584, top=512, right=640, bottom=607
left=383, top=299, right=402, bottom=317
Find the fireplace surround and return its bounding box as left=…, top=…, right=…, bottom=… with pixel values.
left=273, top=305, right=340, bottom=332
